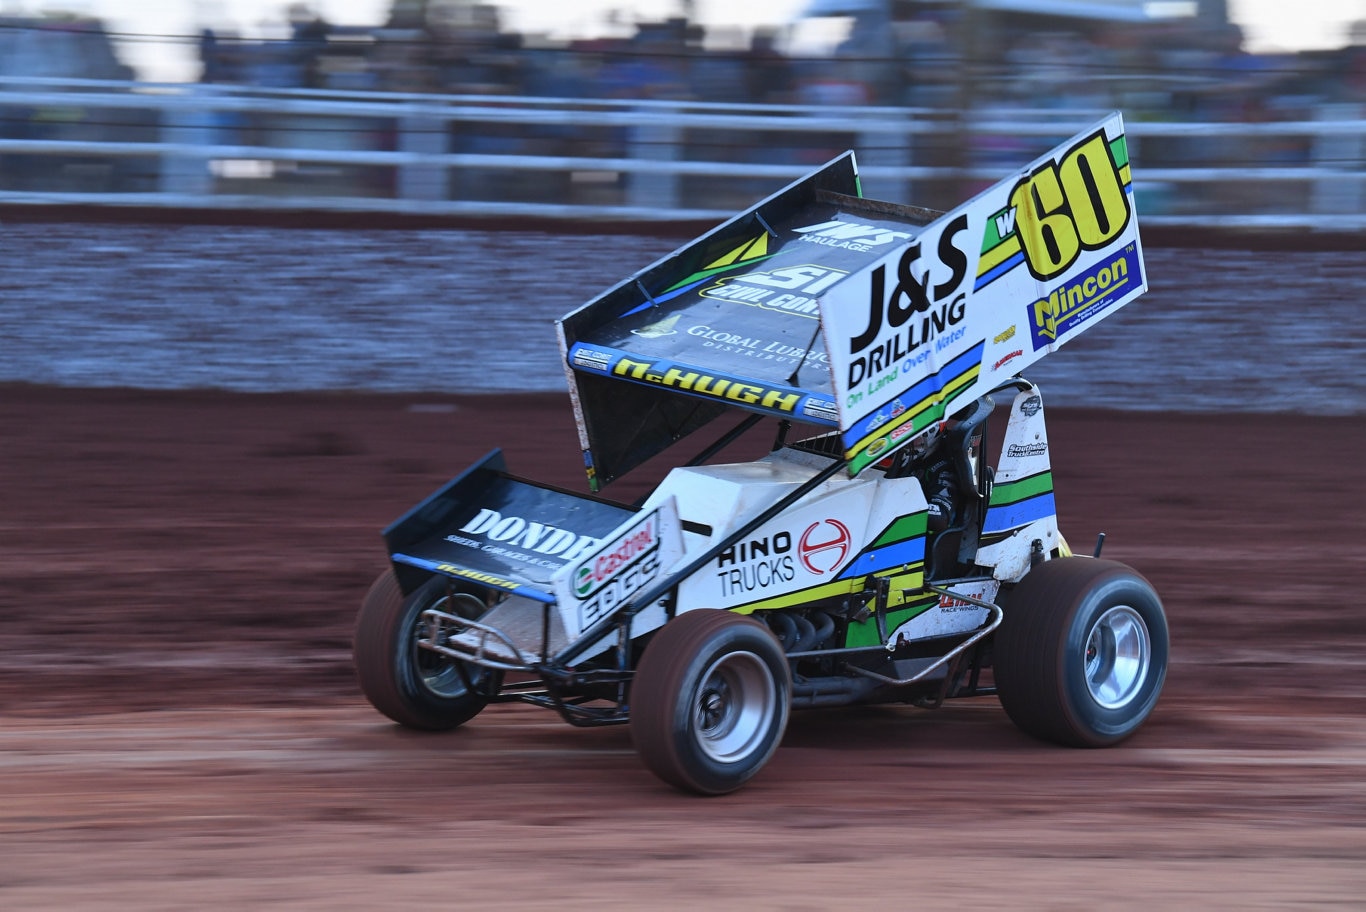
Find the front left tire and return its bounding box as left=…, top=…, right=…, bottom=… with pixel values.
left=630, top=609, right=792, bottom=796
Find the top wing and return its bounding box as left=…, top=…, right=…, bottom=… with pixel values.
left=819, top=111, right=1146, bottom=476
left=559, top=112, right=1147, bottom=488
left=557, top=151, right=940, bottom=489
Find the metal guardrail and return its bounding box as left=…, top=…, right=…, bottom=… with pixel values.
left=0, top=76, right=1361, bottom=230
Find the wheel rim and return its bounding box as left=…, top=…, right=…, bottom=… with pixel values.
left=692, top=650, right=777, bottom=764
left=1083, top=605, right=1151, bottom=710
left=413, top=593, right=484, bottom=699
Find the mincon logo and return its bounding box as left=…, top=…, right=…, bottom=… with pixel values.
left=793, top=220, right=913, bottom=251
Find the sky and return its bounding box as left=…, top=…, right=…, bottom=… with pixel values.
left=11, top=0, right=1362, bottom=83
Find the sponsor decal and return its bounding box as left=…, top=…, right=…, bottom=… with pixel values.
left=1028, top=246, right=1139, bottom=350
left=975, top=131, right=1133, bottom=292
left=992, top=349, right=1023, bottom=371
left=452, top=508, right=601, bottom=569
left=631, top=314, right=679, bottom=338
left=799, top=519, right=851, bottom=574
left=699, top=265, right=847, bottom=320
left=1019, top=394, right=1042, bottom=417
left=937, top=592, right=981, bottom=612
left=575, top=546, right=663, bottom=630
left=1007, top=129, right=1133, bottom=283
left=610, top=355, right=803, bottom=414
left=435, top=563, right=521, bottom=591
left=802, top=398, right=838, bottom=422
left=573, top=515, right=658, bottom=599
left=684, top=324, right=831, bottom=370
left=575, top=551, right=662, bottom=630
left=793, top=220, right=914, bottom=252
left=572, top=348, right=613, bottom=371
left=993, top=325, right=1017, bottom=344
left=716, top=531, right=795, bottom=598
left=890, top=422, right=916, bottom=442
left=1005, top=442, right=1047, bottom=458
left=553, top=500, right=682, bottom=634
left=842, top=344, right=982, bottom=476
left=846, top=213, right=971, bottom=391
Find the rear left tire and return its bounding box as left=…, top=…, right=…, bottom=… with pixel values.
left=994, top=558, right=1168, bottom=747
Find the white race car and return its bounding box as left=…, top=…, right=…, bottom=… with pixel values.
left=354, top=112, right=1169, bottom=794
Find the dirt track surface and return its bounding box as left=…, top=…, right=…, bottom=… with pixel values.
left=3, top=386, right=1365, bottom=908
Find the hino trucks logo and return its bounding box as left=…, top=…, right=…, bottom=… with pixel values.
left=713, top=519, right=852, bottom=597
left=716, top=531, right=794, bottom=597
left=799, top=519, right=851, bottom=574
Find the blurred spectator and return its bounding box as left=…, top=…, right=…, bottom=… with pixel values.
left=744, top=28, right=796, bottom=104
left=289, top=4, right=332, bottom=89
left=175, top=0, right=1362, bottom=131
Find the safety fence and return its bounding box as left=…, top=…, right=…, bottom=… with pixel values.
left=0, top=76, right=1362, bottom=231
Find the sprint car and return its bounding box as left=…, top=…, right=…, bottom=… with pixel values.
left=353, top=112, right=1169, bottom=795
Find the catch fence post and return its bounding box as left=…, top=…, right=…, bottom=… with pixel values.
left=159, top=84, right=214, bottom=199
left=397, top=108, right=449, bottom=202
left=627, top=108, right=680, bottom=211
left=1310, top=103, right=1364, bottom=217
left=858, top=113, right=912, bottom=204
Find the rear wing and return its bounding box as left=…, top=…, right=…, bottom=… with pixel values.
left=559, top=112, right=1145, bottom=488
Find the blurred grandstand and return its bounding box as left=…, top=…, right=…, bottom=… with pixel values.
left=0, top=0, right=1361, bottom=229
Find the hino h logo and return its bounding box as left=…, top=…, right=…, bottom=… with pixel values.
left=799, top=519, right=851, bottom=574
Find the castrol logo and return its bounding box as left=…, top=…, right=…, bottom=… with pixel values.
left=575, top=520, right=656, bottom=598
left=799, top=519, right=851, bottom=574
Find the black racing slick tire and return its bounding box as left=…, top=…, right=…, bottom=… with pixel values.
left=994, top=558, right=1168, bottom=748
left=631, top=609, right=792, bottom=796
left=353, top=571, right=501, bottom=731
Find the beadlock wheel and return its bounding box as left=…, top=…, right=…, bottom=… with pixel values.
left=1083, top=604, right=1152, bottom=710
left=994, top=558, right=1169, bottom=748
left=353, top=571, right=501, bottom=731
left=631, top=609, right=791, bottom=796
left=693, top=650, right=780, bottom=764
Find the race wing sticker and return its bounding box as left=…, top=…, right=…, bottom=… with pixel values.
left=819, top=112, right=1146, bottom=476
left=551, top=497, right=685, bottom=641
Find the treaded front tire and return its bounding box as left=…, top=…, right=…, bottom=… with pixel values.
left=631, top=609, right=791, bottom=795
left=353, top=571, right=500, bottom=730
left=994, top=558, right=1168, bottom=747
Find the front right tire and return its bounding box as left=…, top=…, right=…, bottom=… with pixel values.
left=353, top=571, right=501, bottom=730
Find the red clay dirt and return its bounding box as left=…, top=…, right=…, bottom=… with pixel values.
left=2, top=385, right=1364, bottom=908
